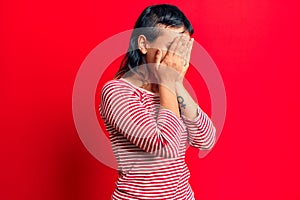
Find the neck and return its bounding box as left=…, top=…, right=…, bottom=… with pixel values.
left=122, top=68, right=159, bottom=93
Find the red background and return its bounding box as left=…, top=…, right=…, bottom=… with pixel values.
left=1, top=0, right=299, bottom=199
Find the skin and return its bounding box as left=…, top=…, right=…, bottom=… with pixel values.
left=124, top=25, right=198, bottom=120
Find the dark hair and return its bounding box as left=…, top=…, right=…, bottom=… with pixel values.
left=114, top=4, right=194, bottom=79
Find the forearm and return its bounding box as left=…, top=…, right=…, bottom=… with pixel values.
left=159, top=82, right=180, bottom=118
left=175, top=82, right=198, bottom=120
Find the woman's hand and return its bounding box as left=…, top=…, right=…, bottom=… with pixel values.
left=154, top=35, right=194, bottom=84
left=153, top=35, right=194, bottom=118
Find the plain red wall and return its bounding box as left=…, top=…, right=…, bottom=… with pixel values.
left=1, top=0, right=299, bottom=199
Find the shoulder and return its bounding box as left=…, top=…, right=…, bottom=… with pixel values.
left=101, top=79, right=141, bottom=101
left=101, top=79, right=134, bottom=93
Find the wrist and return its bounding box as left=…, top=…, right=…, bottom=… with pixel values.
left=158, top=81, right=176, bottom=94
left=175, top=81, right=184, bottom=93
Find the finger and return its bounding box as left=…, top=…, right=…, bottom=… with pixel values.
left=184, top=38, right=194, bottom=65
left=181, top=35, right=190, bottom=51
left=174, top=35, right=188, bottom=58
left=165, top=36, right=180, bottom=57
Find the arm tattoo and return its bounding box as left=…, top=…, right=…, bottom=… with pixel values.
left=177, top=96, right=186, bottom=109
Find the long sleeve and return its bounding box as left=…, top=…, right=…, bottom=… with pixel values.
left=99, top=80, right=186, bottom=158
left=181, top=106, right=216, bottom=150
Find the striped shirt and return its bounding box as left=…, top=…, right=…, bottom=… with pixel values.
left=99, top=78, right=216, bottom=200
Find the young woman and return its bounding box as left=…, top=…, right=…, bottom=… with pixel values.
left=100, top=4, right=216, bottom=199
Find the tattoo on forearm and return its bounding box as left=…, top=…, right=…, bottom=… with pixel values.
left=177, top=96, right=186, bottom=109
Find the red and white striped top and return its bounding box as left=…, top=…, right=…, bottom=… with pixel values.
left=99, top=78, right=216, bottom=200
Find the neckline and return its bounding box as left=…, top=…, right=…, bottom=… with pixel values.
left=120, top=78, right=159, bottom=96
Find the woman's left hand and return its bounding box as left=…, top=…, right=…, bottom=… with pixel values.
left=158, top=35, right=194, bottom=83
left=179, top=36, right=194, bottom=82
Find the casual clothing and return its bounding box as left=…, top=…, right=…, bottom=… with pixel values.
left=100, top=78, right=216, bottom=200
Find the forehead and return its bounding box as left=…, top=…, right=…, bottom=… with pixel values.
left=156, top=25, right=190, bottom=40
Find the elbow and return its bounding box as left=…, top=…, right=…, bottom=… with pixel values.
left=188, top=125, right=216, bottom=150
left=156, top=141, right=181, bottom=158
left=200, top=125, right=216, bottom=150
left=145, top=131, right=181, bottom=158
left=154, top=127, right=182, bottom=158
left=166, top=145, right=181, bottom=158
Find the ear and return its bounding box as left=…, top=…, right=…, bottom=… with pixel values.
left=137, top=35, right=148, bottom=54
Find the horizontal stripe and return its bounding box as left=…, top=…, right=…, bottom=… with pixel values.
left=100, top=78, right=215, bottom=199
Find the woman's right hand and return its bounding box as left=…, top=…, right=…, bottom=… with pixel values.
left=154, top=35, right=194, bottom=84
